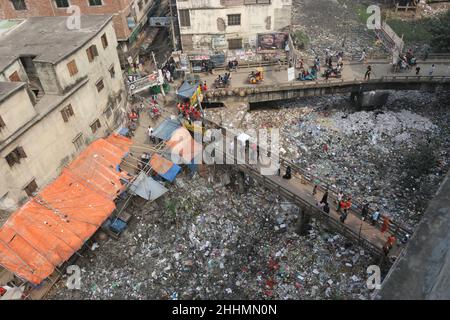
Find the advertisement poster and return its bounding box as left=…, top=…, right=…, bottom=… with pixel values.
left=287, top=67, right=295, bottom=82
left=257, top=33, right=288, bottom=50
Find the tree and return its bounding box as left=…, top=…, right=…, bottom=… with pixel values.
left=429, top=10, right=450, bottom=53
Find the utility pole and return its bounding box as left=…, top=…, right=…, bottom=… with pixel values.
left=151, top=51, right=165, bottom=97
left=168, top=0, right=177, bottom=51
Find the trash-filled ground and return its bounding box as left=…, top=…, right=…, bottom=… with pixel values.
left=49, top=167, right=379, bottom=300
left=237, top=91, right=450, bottom=231
left=291, top=0, right=387, bottom=58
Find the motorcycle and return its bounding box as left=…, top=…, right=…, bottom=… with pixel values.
left=297, top=68, right=318, bottom=81
left=322, top=67, right=342, bottom=79
left=214, top=77, right=230, bottom=88
left=248, top=71, right=263, bottom=84
left=392, top=60, right=411, bottom=73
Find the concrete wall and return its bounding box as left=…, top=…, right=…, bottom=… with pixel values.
left=0, top=59, right=29, bottom=83
left=378, top=171, right=450, bottom=300
left=177, top=0, right=292, bottom=51
left=0, top=87, right=37, bottom=143
left=0, top=19, right=126, bottom=223
left=55, top=21, right=121, bottom=94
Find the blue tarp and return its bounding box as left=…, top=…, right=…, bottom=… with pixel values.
left=129, top=172, right=168, bottom=200
left=177, top=80, right=198, bottom=99
left=158, top=163, right=181, bottom=182
left=152, top=118, right=181, bottom=141
left=118, top=127, right=129, bottom=136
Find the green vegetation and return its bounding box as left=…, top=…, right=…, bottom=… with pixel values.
left=292, top=30, right=310, bottom=50
left=387, top=18, right=433, bottom=43
left=388, top=9, right=450, bottom=52
left=428, top=10, right=450, bottom=52
left=354, top=3, right=373, bottom=25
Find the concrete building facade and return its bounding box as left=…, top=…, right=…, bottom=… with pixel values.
left=0, top=0, right=154, bottom=50
left=175, top=0, right=292, bottom=52
left=0, top=15, right=126, bottom=223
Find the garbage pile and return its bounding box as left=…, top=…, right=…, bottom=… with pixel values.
left=49, top=168, right=377, bottom=300
left=239, top=91, right=450, bottom=230
left=291, top=0, right=387, bottom=59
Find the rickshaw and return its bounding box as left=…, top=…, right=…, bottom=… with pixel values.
left=248, top=67, right=264, bottom=84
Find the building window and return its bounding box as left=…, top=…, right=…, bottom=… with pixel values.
left=8, top=71, right=21, bottom=82
left=228, top=38, right=243, bottom=50
left=55, top=0, right=69, bottom=8
left=67, top=60, right=78, bottom=77
left=179, top=9, right=191, bottom=27
left=86, top=44, right=99, bottom=62
left=104, top=104, right=113, bottom=119
left=244, top=0, right=271, bottom=4
left=0, top=115, right=5, bottom=131
left=95, top=78, right=104, bottom=92
left=73, top=133, right=84, bottom=150
left=10, top=0, right=27, bottom=10
left=5, top=147, right=27, bottom=168
left=61, top=104, right=75, bottom=122
left=88, top=0, right=102, bottom=5
left=109, top=65, right=115, bottom=78
left=24, top=179, right=38, bottom=197
left=227, top=14, right=241, bottom=26
left=138, top=0, right=143, bottom=11
left=90, top=119, right=101, bottom=133
left=101, top=33, right=108, bottom=49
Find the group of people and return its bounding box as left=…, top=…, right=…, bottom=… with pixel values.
left=176, top=101, right=202, bottom=121
left=227, top=59, right=239, bottom=71
left=162, top=57, right=177, bottom=83
left=216, top=72, right=231, bottom=85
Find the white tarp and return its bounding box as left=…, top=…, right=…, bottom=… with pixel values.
left=129, top=172, right=168, bottom=201
left=0, top=286, right=24, bottom=300
left=237, top=133, right=250, bottom=144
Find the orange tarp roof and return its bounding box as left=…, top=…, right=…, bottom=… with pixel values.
left=165, top=127, right=202, bottom=163
left=66, top=137, right=131, bottom=200
left=105, top=134, right=133, bottom=153
left=150, top=153, right=174, bottom=175
left=0, top=135, right=132, bottom=284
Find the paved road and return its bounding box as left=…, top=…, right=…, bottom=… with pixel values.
left=198, top=60, right=450, bottom=90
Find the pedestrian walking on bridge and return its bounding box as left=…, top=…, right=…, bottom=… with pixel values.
left=415, top=66, right=421, bottom=75
left=364, top=65, right=372, bottom=80
left=429, top=64, right=436, bottom=76
left=283, top=166, right=292, bottom=180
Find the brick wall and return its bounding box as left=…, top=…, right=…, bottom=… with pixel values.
left=0, top=0, right=133, bottom=40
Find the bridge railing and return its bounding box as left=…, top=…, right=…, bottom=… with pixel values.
left=204, top=118, right=412, bottom=240
left=204, top=119, right=401, bottom=251
left=238, top=160, right=384, bottom=257
left=277, top=157, right=412, bottom=240
left=207, top=74, right=450, bottom=99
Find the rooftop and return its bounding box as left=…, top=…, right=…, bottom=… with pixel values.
left=0, top=81, right=25, bottom=103
left=0, top=15, right=112, bottom=72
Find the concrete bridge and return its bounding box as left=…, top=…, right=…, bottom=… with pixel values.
left=199, top=60, right=450, bottom=105
left=205, top=75, right=450, bottom=105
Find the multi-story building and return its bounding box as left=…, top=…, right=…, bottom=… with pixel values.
left=0, top=0, right=155, bottom=53
left=0, top=15, right=126, bottom=222
left=175, top=0, right=292, bottom=53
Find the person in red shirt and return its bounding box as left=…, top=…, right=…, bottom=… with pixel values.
left=383, top=235, right=396, bottom=255
left=381, top=216, right=390, bottom=233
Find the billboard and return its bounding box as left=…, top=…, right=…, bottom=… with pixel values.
left=149, top=17, right=175, bottom=26
left=257, top=33, right=288, bottom=50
